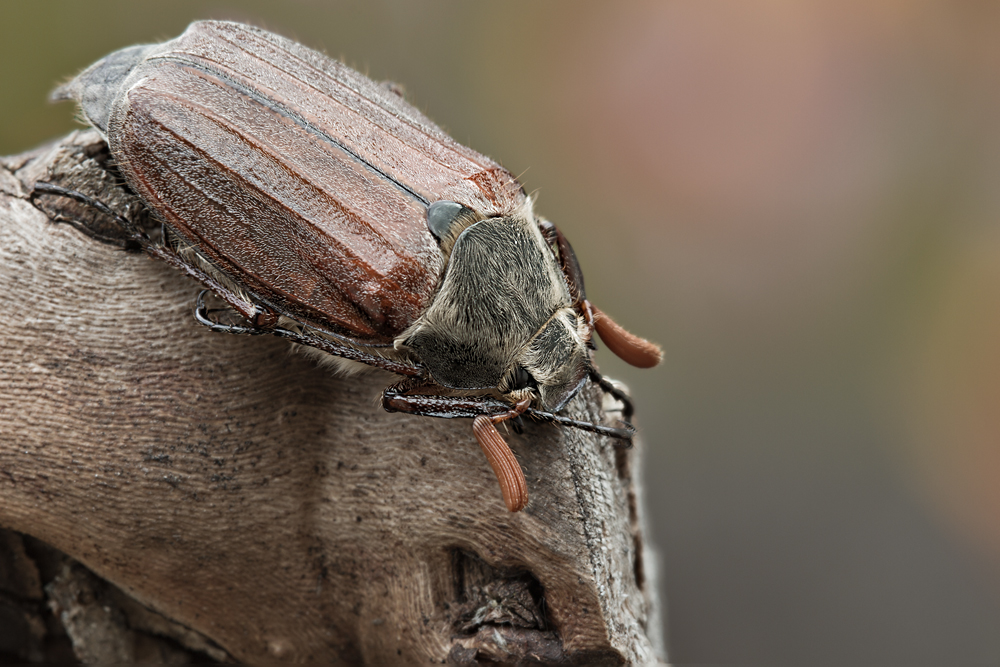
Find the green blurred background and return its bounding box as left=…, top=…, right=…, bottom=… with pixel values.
left=5, top=1, right=1000, bottom=662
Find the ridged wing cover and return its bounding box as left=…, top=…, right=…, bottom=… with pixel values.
left=63, top=21, right=526, bottom=342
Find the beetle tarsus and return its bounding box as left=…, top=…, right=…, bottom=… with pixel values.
left=589, top=369, right=635, bottom=422
left=194, top=290, right=263, bottom=335
left=525, top=407, right=635, bottom=447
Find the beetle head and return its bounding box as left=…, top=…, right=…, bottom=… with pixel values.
left=498, top=307, right=591, bottom=411
left=400, top=204, right=590, bottom=410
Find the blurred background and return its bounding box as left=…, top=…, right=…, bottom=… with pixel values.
left=4, top=1, right=1000, bottom=661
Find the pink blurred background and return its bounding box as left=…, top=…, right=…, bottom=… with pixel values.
left=4, top=1, right=1000, bottom=661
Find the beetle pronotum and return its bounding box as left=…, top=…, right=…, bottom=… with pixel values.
left=32, top=21, right=661, bottom=512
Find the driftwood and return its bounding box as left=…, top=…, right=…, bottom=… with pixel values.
left=0, top=131, right=663, bottom=665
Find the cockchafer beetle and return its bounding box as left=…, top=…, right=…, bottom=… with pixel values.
left=31, top=20, right=661, bottom=512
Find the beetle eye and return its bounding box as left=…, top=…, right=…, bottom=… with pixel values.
left=511, top=365, right=537, bottom=391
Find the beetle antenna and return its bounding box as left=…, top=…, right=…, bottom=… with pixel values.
left=473, top=416, right=529, bottom=512
left=473, top=399, right=532, bottom=512
left=591, top=305, right=662, bottom=369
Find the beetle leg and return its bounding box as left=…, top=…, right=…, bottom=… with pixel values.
left=589, top=368, right=635, bottom=422
left=381, top=388, right=529, bottom=511
left=282, top=328, right=423, bottom=377
left=381, top=388, right=512, bottom=419
left=537, top=218, right=559, bottom=245
left=381, top=386, right=635, bottom=506
left=382, top=386, right=634, bottom=444
left=195, top=290, right=265, bottom=335
left=31, top=182, right=268, bottom=324
left=32, top=184, right=406, bottom=355
left=30, top=182, right=148, bottom=248
left=524, top=407, right=635, bottom=449
left=195, top=293, right=426, bottom=377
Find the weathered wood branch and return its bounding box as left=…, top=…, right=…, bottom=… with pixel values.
left=0, top=131, right=662, bottom=665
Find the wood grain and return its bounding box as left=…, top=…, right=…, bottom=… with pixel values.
left=0, top=131, right=662, bottom=665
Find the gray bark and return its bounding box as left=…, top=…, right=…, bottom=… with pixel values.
left=0, top=130, right=663, bottom=665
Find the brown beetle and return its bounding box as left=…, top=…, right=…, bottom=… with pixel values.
left=32, top=21, right=661, bottom=512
